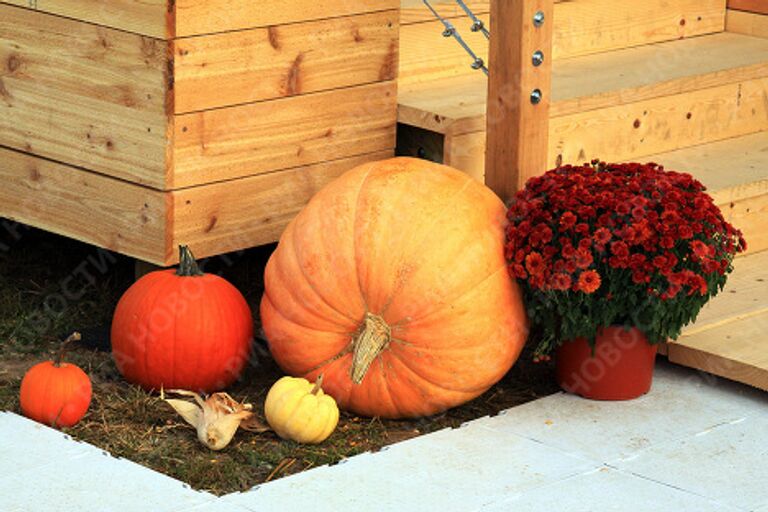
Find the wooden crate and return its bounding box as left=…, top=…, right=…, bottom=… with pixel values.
left=0, top=1, right=399, bottom=265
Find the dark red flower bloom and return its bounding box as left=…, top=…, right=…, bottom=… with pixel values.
left=575, top=248, right=594, bottom=269
left=525, top=252, right=545, bottom=276
left=577, top=270, right=602, bottom=294
left=690, top=240, right=712, bottom=260
left=593, top=228, right=612, bottom=246
left=550, top=273, right=572, bottom=291
left=559, top=212, right=577, bottom=231
left=610, top=241, right=629, bottom=259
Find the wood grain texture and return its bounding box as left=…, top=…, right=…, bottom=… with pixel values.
left=174, top=0, right=399, bottom=37
left=669, top=311, right=768, bottom=391
left=669, top=251, right=768, bottom=391
left=0, top=5, right=169, bottom=188
left=727, top=9, right=768, bottom=36
left=0, top=0, right=169, bottom=38
left=172, top=81, right=397, bottom=188
left=647, top=134, right=768, bottom=256
left=398, top=33, right=768, bottom=136
left=399, top=0, right=726, bottom=85
left=0, top=146, right=168, bottom=263
left=681, top=251, right=768, bottom=335
left=485, top=0, right=553, bottom=201
left=171, top=151, right=392, bottom=263
left=547, top=79, right=768, bottom=169
left=173, top=11, right=399, bottom=113
left=432, top=80, right=768, bottom=189
left=728, top=0, right=768, bottom=14
left=444, top=131, right=486, bottom=184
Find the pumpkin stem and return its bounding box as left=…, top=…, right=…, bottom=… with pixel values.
left=350, top=313, right=391, bottom=385
left=177, top=245, right=204, bottom=277
left=54, top=332, right=81, bottom=367
left=311, top=374, right=324, bottom=395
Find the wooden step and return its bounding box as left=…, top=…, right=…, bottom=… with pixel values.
left=398, top=32, right=768, bottom=180
left=399, top=0, right=726, bottom=85
left=667, top=250, right=768, bottom=392
left=645, top=133, right=768, bottom=256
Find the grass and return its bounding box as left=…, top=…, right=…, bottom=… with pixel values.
left=0, top=225, right=558, bottom=495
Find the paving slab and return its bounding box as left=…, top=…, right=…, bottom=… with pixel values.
left=469, top=362, right=768, bottom=464
left=2, top=360, right=766, bottom=512
left=224, top=425, right=598, bottom=512
left=0, top=412, right=103, bottom=473
left=0, top=413, right=214, bottom=512
left=480, top=466, right=743, bottom=512
left=614, top=415, right=768, bottom=511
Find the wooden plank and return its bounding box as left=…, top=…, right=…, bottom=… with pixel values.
left=0, top=0, right=169, bottom=38
left=399, top=0, right=726, bottom=85
left=485, top=0, right=553, bottom=201
left=173, top=11, right=399, bottom=114
left=727, top=9, right=768, bottom=36
left=444, top=131, right=485, bottom=183
left=400, top=0, right=489, bottom=25
left=0, top=146, right=168, bottom=264
left=645, top=132, right=768, bottom=205
left=669, top=311, right=768, bottom=392
left=728, top=0, right=768, bottom=14
left=398, top=33, right=768, bottom=136
left=547, top=79, right=768, bottom=170
left=172, top=81, right=397, bottom=188
left=174, top=0, right=399, bottom=38
left=722, top=191, right=768, bottom=256
left=434, top=79, right=768, bottom=185
left=682, top=251, right=768, bottom=335
left=0, top=5, right=169, bottom=189
left=645, top=133, right=768, bottom=255
left=172, top=151, right=392, bottom=263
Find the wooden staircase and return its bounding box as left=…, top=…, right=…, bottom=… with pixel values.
left=396, top=0, right=768, bottom=390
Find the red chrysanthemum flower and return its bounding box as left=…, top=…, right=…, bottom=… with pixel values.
left=575, top=248, right=594, bottom=269
left=525, top=252, right=545, bottom=276
left=559, top=212, right=577, bottom=231
left=593, top=228, right=612, bottom=246
left=550, top=273, right=572, bottom=291
left=690, top=240, right=712, bottom=260
left=577, top=270, right=602, bottom=294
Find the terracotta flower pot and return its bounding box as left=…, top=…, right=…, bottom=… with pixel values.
left=556, top=326, right=658, bottom=400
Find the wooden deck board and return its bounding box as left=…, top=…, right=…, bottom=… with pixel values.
left=399, top=0, right=726, bottom=85
left=399, top=33, right=768, bottom=135
left=645, top=133, right=768, bottom=255
left=670, top=311, right=768, bottom=392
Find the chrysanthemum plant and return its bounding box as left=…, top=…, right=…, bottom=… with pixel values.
left=505, top=162, right=746, bottom=361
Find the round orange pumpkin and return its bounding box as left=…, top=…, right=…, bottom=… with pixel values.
left=20, top=333, right=92, bottom=428
left=260, top=158, right=528, bottom=418
left=111, top=246, right=253, bottom=392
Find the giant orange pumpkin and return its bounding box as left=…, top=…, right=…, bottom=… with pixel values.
left=111, top=246, right=253, bottom=392
left=261, top=158, right=528, bottom=418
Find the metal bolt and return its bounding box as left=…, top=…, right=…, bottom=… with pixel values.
left=533, top=11, right=545, bottom=27
left=471, top=20, right=485, bottom=33
left=532, top=51, right=544, bottom=66
left=530, top=89, right=543, bottom=104
left=471, top=58, right=485, bottom=70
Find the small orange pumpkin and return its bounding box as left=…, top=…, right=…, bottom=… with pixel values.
left=261, top=158, right=528, bottom=418
left=111, top=246, right=253, bottom=392
left=20, top=333, right=92, bottom=428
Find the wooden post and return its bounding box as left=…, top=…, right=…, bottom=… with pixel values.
left=485, top=0, right=554, bottom=203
